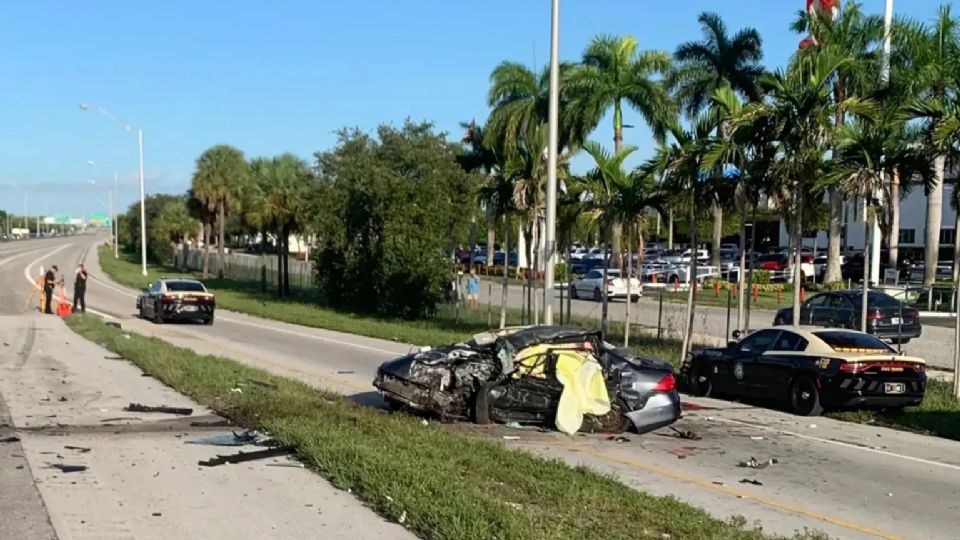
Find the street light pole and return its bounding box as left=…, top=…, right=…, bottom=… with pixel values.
left=79, top=103, right=147, bottom=275
left=869, top=0, right=893, bottom=287
left=137, top=128, right=147, bottom=276
left=114, top=171, right=119, bottom=258
left=542, top=0, right=561, bottom=325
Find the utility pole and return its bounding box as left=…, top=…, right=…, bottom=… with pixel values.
left=542, top=0, right=561, bottom=325
left=114, top=171, right=119, bottom=258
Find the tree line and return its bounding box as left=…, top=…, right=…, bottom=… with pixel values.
left=122, top=3, right=960, bottom=341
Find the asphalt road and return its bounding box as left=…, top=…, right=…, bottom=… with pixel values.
left=476, top=278, right=958, bottom=370
left=4, top=235, right=960, bottom=540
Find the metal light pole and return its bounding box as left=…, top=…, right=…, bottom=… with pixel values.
left=79, top=103, right=147, bottom=276
left=542, top=0, right=561, bottom=325
left=868, top=0, right=893, bottom=287
left=114, top=171, right=119, bottom=258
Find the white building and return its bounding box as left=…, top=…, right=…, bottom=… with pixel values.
left=781, top=184, right=958, bottom=256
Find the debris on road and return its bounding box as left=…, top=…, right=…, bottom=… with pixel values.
left=669, top=426, right=702, bottom=441
left=125, top=403, right=193, bottom=416
left=0, top=436, right=21, bottom=444
left=669, top=446, right=701, bottom=459
left=807, top=424, right=817, bottom=429
left=739, top=478, right=763, bottom=486
left=186, top=430, right=265, bottom=447
left=48, top=464, right=88, bottom=473
left=198, top=446, right=296, bottom=467
left=738, top=457, right=779, bottom=469
left=104, top=355, right=125, bottom=360
left=749, top=436, right=764, bottom=441
left=606, top=435, right=631, bottom=443
left=105, top=321, right=121, bottom=329
left=336, top=370, right=354, bottom=375
left=502, top=435, right=521, bottom=441
left=58, top=396, right=68, bottom=402
left=64, top=445, right=91, bottom=453
left=190, top=419, right=232, bottom=428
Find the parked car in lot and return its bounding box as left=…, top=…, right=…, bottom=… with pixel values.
left=570, top=257, right=605, bottom=276
left=756, top=253, right=814, bottom=282
left=373, top=326, right=681, bottom=434
left=682, top=326, right=926, bottom=416
left=570, top=269, right=642, bottom=301
left=664, top=264, right=720, bottom=285
left=662, top=249, right=708, bottom=265
left=492, top=251, right=519, bottom=267
left=137, top=279, right=215, bottom=325
left=772, top=290, right=921, bottom=344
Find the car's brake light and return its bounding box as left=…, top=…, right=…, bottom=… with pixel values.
left=652, top=373, right=676, bottom=392
left=867, top=310, right=884, bottom=321
left=802, top=255, right=813, bottom=263
left=161, top=294, right=175, bottom=302
left=839, top=360, right=924, bottom=373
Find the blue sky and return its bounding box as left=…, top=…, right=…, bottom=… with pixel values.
left=0, top=1, right=947, bottom=218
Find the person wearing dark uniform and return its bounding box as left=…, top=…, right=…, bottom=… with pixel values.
left=43, top=265, right=58, bottom=314
left=73, top=264, right=88, bottom=314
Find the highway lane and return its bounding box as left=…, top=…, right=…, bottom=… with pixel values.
left=5, top=235, right=960, bottom=539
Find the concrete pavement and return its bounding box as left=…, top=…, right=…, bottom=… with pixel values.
left=6, top=235, right=960, bottom=539
left=0, top=239, right=415, bottom=540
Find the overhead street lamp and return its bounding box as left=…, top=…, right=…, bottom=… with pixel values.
left=79, top=103, right=147, bottom=276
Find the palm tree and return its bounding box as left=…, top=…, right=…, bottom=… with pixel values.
left=186, top=189, right=215, bottom=278
left=459, top=121, right=502, bottom=276
left=473, top=129, right=515, bottom=329
left=580, top=141, right=639, bottom=337
left=827, top=115, right=934, bottom=331
left=901, top=6, right=960, bottom=287
left=648, top=116, right=717, bottom=358
left=792, top=1, right=884, bottom=284
left=245, top=157, right=274, bottom=291
left=566, top=35, right=672, bottom=266
left=262, top=153, right=313, bottom=297
left=670, top=12, right=765, bottom=269
left=192, top=145, right=250, bottom=280
left=757, top=51, right=868, bottom=325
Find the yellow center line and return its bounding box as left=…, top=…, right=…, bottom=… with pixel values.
left=549, top=440, right=905, bottom=540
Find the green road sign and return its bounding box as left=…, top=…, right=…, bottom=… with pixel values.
left=54, top=214, right=71, bottom=224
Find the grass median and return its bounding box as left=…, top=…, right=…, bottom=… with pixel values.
left=64, top=313, right=823, bottom=540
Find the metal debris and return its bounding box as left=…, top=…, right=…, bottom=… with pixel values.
left=738, top=457, right=779, bottom=469
left=58, top=397, right=68, bottom=402
left=186, top=430, right=265, bottom=447
left=669, top=426, right=702, bottom=441
left=190, top=420, right=232, bottom=428
left=48, top=464, right=87, bottom=473
left=739, top=478, right=763, bottom=486
left=198, top=446, right=296, bottom=467
left=104, top=356, right=125, bottom=360
left=749, top=436, right=764, bottom=441
left=125, top=403, right=193, bottom=416
left=606, top=435, right=631, bottom=443
left=64, top=445, right=91, bottom=453
left=0, top=436, right=21, bottom=444
left=502, top=435, right=521, bottom=441
left=336, top=370, right=354, bottom=375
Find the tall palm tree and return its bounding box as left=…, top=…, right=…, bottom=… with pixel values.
left=792, top=1, right=883, bottom=283
left=758, top=51, right=868, bottom=325
left=262, top=153, right=313, bottom=297
left=478, top=172, right=516, bottom=329
left=245, top=157, right=274, bottom=291
left=192, top=145, right=250, bottom=280
left=827, top=116, right=934, bottom=331
left=901, top=6, right=960, bottom=287
left=186, top=188, right=216, bottom=278
left=459, top=121, right=502, bottom=276
left=670, top=12, right=764, bottom=269
left=566, top=35, right=673, bottom=265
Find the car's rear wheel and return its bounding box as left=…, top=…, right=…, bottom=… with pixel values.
left=688, top=362, right=713, bottom=397
left=153, top=306, right=163, bottom=325
left=593, top=288, right=603, bottom=302
left=570, top=285, right=579, bottom=300
left=891, top=337, right=911, bottom=345
left=471, top=382, right=495, bottom=425
left=789, top=376, right=824, bottom=416
left=581, top=397, right=631, bottom=434
left=204, top=315, right=215, bottom=325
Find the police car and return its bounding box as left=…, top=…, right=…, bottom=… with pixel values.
left=681, top=327, right=926, bottom=416
left=137, top=278, right=216, bottom=325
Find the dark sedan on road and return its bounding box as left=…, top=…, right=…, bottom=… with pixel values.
left=682, top=327, right=927, bottom=416
left=373, top=326, right=681, bottom=434
left=137, top=278, right=215, bottom=325
left=773, top=290, right=921, bottom=344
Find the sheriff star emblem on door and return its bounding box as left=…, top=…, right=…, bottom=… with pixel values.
left=734, top=362, right=744, bottom=380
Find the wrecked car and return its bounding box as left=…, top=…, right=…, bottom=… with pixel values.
left=373, top=326, right=681, bottom=434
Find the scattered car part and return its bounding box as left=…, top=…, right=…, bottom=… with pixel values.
left=48, top=464, right=87, bottom=473
left=739, top=478, right=763, bottom=486
left=186, top=430, right=265, bottom=447
left=198, top=445, right=296, bottom=467
left=64, top=445, right=91, bottom=453
left=125, top=403, right=193, bottom=416
left=0, top=436, right=20, bottom=444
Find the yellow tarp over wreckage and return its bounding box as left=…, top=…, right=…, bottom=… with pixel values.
left=514, top=344, right=611, bottom=434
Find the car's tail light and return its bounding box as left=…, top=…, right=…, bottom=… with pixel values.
left=905, top=309, right=919, bottom=319
left=161, top=294, right=175, bottom=302
left=801, top=255, right=813, bottom=263
left=867, top=310, right=884, bottom=321
left=652, top=373, right=676, bottom=392
left=840, top=361, right=924, bottom=373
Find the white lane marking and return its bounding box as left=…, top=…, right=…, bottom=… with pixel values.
left=0, top=245, right=52, bottom=267
left=85, top=258, right=405, bottom=356
left=22, top=245, right=114, bottom=319
left=710, top=416, right=960, bottom=473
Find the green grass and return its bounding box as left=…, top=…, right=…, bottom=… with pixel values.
left=827, top=380, right=960, bottom=442
left=64, top=313, right=824, bottom=540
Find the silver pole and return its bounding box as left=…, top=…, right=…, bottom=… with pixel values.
left=870, top=0, right=894, bottom=286
left=542, top=0, right=561, bottom=325
left=114, top=171, right=119, bottom=258
left=138, top=129, right=147, bottom=276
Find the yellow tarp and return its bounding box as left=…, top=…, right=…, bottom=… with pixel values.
left=514, top=345, right=611, bottom=435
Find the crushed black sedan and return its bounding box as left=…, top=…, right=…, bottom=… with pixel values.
left=373, top=326, right=681, bottom=434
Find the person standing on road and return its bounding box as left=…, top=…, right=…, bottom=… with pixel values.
left=73, top=263, right=88, bottom=314
left=466, top=270, right=480, bottom=309
left=43, top=265, right=60, bottom=314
